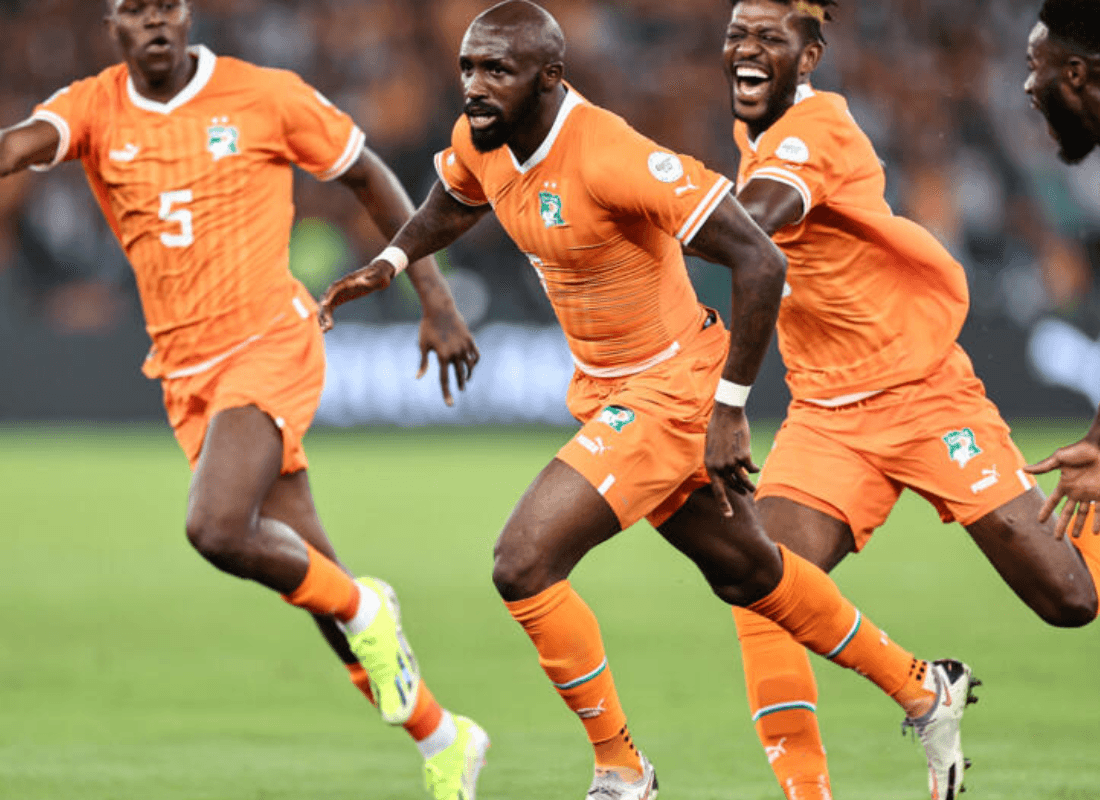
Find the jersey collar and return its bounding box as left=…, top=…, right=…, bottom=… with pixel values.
left=745, top=82, right=816, bottom=152
left=126, top=45, right=216, bottom=115
left=507, top=86, right=584, bottom=174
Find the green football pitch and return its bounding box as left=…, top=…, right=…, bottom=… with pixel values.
left=2, top=422, right=1099, bottom=800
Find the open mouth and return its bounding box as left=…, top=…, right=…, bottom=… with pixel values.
left=734, top=64, right=772, bottom=103
left=465, top=107, right=501, bottom=130
left=145, top=36, right=171, bottom=53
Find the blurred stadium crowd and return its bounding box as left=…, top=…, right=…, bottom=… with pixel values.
left=1, top=0, right=1098, bottom=339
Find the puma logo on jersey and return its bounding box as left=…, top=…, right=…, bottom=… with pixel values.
left=765, top=737, right=787, bottom=764
left=674, top=176, right=698, bottom=196
left=207, top=117, right=240, bottom=161
left=970, top=465, right=999, bottom=494
left=577, top=434, right=610, bottom=456
left=109, top=143, right=140, bottom=162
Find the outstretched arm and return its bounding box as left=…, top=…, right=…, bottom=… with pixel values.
left=1026, top=408, right=1100, bottom=537
left=688, top=193, right=788, bottom=515
left=0, top=118, right=61, bottom=178
left=321, top=175, right=489, bottom=404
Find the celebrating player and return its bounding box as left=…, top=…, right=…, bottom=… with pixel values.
left=721, top=0, right=1100, bottom=797
left=322, top=3, right=976, bottom=798
left=0, top=2, right=487, bottom=798
left=1023, top=0, right=1100, bottom=536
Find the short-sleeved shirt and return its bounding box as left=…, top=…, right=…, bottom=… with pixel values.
left=734, top=86, right=969, bottom=401
left=32, top=45, right=364, bottom=379
left=435, top=86, right=733, bottom=377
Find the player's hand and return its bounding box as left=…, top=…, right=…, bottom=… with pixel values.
left=704, top=403, right=759, bottom=517
left=1025, top=438, right=1100, bottom=538
left=418, top=305, right=479, bottom=407
left=318, top=258, right=397, bottom=332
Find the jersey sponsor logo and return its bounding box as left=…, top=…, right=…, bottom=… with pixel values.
left=108, top=143, right=140, bottom=162
left=970, top=465, right=999, bottom=494
left=942, top=428, right=982, bottom=468
left=206, top=117, right=240, bottom=161
left=538, top=191, right=566, bottom=228
left=647, top=151, right=684, bottom=183
left=598, top=405, right=635, bottom=432
left=775, top=136, right=810, bottom=164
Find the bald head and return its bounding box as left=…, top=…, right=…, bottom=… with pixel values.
left=467, top=0, right=565, bottom=68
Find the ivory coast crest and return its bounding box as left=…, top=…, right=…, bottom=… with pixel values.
left=207, top=117, right=240, bottom=161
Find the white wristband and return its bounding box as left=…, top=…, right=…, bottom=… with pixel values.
left=378, top=245, right=410, bottom=276
left=715, top=378, right=752, bottom=408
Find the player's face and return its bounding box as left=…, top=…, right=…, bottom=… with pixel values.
left=724, top=0, right=819, bottom=137
left=459, top=26, right=544, bottom=153
left=107, top=0, right=192, bottom=84
left=1025, top=22, right=1098, bottom=165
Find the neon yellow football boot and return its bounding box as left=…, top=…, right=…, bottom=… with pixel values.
left=345, top=577, right=420, bottom=725
left=423, top=715, right=490, bottom=800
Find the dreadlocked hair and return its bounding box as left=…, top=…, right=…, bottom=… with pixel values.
left=1040, top=0, right=1100, bottom=55
left=730, top=0, right=837, bottom=45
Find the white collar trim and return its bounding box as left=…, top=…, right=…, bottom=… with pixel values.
left=508, top=89, right=584, bottom=174
left=746, top=83, right=816, bottom=152
left=127, top=45, right=216, bottom=115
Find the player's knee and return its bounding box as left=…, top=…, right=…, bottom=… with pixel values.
left=1039, top=583, right=1098, bottom=628
left=184, top=505, right=252, bottom=566
left=491, top=540, right=553, bottom=602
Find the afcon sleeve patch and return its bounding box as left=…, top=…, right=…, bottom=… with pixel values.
left=775, top=136, right=810, bottom=164
left=648, top=151, right=685, bottom=184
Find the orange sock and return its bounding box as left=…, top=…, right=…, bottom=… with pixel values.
left=505, top=581, right=642, bottom=775
left=733, top=607, right=830, bottom=799
left=281, top=542, right=359, bottom=622
left=346, top=663, right=445, bottom=742
left=748, top=546, right=934, bottom=718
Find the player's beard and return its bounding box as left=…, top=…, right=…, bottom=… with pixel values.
left=1038, top=80, right=1097, bottom=165
left=468, top=75, right=542, bottom=153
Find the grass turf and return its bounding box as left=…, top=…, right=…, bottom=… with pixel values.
left=2, top=421, right=1099, bottom=799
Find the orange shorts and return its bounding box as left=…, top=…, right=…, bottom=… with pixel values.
left=161, top=311, right=326, bottom=474
left=757, top=344, right=1035, bottom=549
left=557, top=308, right=726, bottom=530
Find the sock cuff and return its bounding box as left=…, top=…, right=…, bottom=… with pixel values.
left=282, top=540, right=357, bottom=619
left=746, top=543, right=797, bottom=619
left=503, top=579, right=573, bottom=624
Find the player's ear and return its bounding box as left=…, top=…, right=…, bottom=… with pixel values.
left=797, top=40, right=824, bottom=80
left=1064, top=55, right=1090, bottom=90
left=541, top=61, right=564, bottom=93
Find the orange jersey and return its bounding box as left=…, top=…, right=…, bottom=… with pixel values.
left=734, top=86, right=969, bottom=400
left=435, top=87, right=733, bottom=377
left=32, top=46, right=364, bottom=378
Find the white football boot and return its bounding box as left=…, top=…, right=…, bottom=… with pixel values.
left=585, top=753, right=658, bottom=800
left=901, top=659, right=981, bottom=800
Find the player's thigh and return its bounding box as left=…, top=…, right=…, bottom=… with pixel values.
left=493, top=458, right=621, bottom=600
left=966, top=488, right=1098, bottom=626
left=188, top=405, right=285, bottom=524
left=756, top=496, right=856, bottom=572
left=756, top=409, right=901, bottom=550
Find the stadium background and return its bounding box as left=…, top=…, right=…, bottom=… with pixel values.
left=2, top=0, right=1100, bottom=423
left=3, top=4, right=1100, bottom=800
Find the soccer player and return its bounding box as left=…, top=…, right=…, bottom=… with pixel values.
left=321, top=3, right=975, bottom=798
left=721, top=0, right=1100, bottom=797
left=1023, top=0, right=1100, bottom=537
left=0, top=2, right=487, bottom=798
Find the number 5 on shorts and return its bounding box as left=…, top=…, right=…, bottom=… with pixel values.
left=159, top=190, right=194, bottom=248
